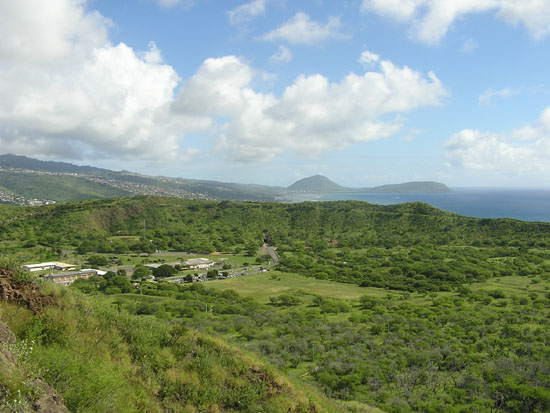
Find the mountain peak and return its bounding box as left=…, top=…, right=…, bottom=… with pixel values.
left=287, top=175, right=344, bottom=193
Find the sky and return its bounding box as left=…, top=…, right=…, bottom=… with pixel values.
left=1, top=0, right=550, bottom=188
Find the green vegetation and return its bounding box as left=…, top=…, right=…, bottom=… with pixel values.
left=70, top=271, right=550, bottom=413
left=1, top=196, right=550, bottom=411
left=207, top=271, right=382, bottom=303
left=2, top=197, right=548, bottom=292
left=0, top=264, right=340, bottom=412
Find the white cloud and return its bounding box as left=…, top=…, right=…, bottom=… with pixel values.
left=174, top=55, right=447, bottom=161
left=498, top=0, right=550, bottom=39
left=228, top=0, right=266, bottom=25
left=359, top=50, right=380, bottom=66
left=0, top=0, right=446, bottom=165
left=260, top=12, right=349, bottom=45
left=0, top=0, right=206, bottom=161
left=478, top=88, right=514, bottom=106
left=0, top=0, right=110, bottom=64
left=142, top=41, right=164, bottom=64
left=361, top=0, right=425, bottom=22
left=269, top=45, right=292, bottom=63
left=444, top=107, right=550, bottom=174
left=361, top=0, right=550, bottom=44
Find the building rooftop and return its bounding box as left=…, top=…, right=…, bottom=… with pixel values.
left=184, top=258, right=214, bottom=265
left=23, top=262, right=75, bottom=269
left=42, top=269, right=98, bottom=279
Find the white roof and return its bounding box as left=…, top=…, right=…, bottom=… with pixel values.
left=185, top=258, right=214, bottom=265
left=23, top=262, right=74, bottom=269
left=81, top=268, right=107, bottom=276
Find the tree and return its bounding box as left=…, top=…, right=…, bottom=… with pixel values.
left=132, top=265, right=151, bottom=280
left=87, top=255, right=108, bottom=267
left=152, top=264, right=176, bottom=278
left=269, top=294, right=302, bottom=306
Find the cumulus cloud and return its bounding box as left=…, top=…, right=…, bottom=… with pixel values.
left=0, top=0, right=446, bottom=164
left=361, top=0, right=550, bottom=44
left=444, top=107, right=550, bottom=174
left=0, top=0, right=210, bottom=161
left=174, top=55, right=447, bottom=161
left=269, top=45, right=292, bottom=63
left=228, top=0, right=266, bottom=25
left=478, top=88, right=514, bottom=106
left=0, top=0, right=110, bottom=64
left=260, top=12, right=349, bottom=45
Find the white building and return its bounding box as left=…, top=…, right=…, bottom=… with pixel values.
left=22, top=262, right=76, bottom=272
left=183, top=258, right=215, bottom=269
left=41, top=269, right=104, bottom=286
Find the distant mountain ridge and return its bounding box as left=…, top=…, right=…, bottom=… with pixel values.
left=286, top=174, right=451, bottom=194
left=0, top=154, right=451, bottom=205
left=0, top=153, right=111, bottom=175
left=362, top=181, right=451, bottom=194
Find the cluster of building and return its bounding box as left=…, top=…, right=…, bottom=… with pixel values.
left=83, top=175, right=211, bottom=200
left=22, top=257, right=217, bottom=287
left=22, top=261, right=106, bottom=286
left=0, top=188, right=55, bottom=206
left=41, top=269, right=107, bottom=286
left=144, top=257, right=215, bottom=271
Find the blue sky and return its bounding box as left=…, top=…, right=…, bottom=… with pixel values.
left=1, top=0, right=550, bottom=187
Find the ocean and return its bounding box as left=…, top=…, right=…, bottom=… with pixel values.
left=285, top=188, right=550, bottom=223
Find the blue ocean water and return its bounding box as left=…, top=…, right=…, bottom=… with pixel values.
left=287, top=188, right=550, bottom=223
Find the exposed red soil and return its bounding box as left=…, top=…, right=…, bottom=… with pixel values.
left=0, top=268, right=56, bottom=313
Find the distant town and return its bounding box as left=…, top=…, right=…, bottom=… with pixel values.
left=0, top=166, right=212, bottom=205
left=0, top=186, right=56, bottom=206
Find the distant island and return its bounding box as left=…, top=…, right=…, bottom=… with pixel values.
left=287, top=174, right=451, bottom=194
left=0, top=154, right=450, bottom=205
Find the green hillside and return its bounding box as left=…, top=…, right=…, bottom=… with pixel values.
left=0, top=171, right=129, bottom=202
left=0, top=262, right=344, bottom=412
left=0, top=153, right=111, bottom=175
left=1, top=197, right=550, bottom=411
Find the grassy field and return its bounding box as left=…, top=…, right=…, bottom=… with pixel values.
left=207, top=270, right=407, bottom=304
left=472, top=274, right=550, bottom=297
